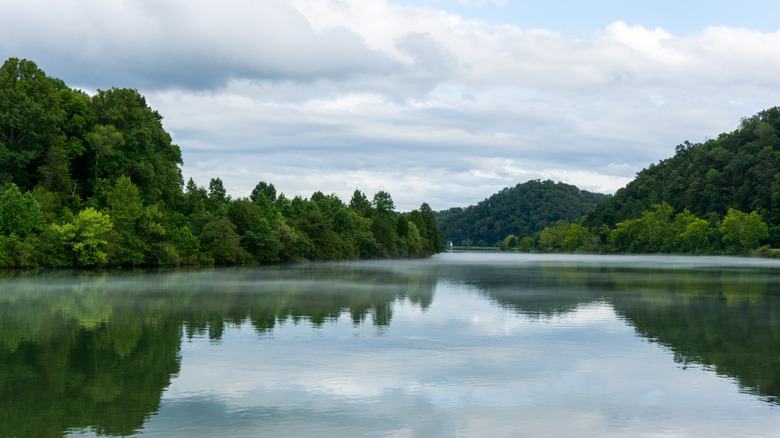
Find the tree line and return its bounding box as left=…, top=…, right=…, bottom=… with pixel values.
left=0, top=58, right=444, bottom=267
left=502, top=202, right=769, bottom=255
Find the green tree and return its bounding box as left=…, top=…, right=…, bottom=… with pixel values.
left=0, top=234, right=35, bottom=268
left=608, top=203, right=675, bottom=253
left=673, top=209, right=713, bottom=253
left=105, top=176, right=144, bottom=265
left=56, top=87, right=95, bottom=198
left=87, top=124, right=123, bottom=182
left=332, top=208, right=353, bottom=234
left=538, top=222, right=566, bottom=251
left=182, top=177, right=208, bottom=217
left=227, top=198, right=264, bottom=236
left=347, top=211, right=379, bottom=258
left=0, top=58, right=63, bottom=190
left=38, top=136, right=74, bottom=197
left=418, top=203, right=443, bottom=254
left=720, top=209, right=769, bottom=253
left=199, top=217, right=243, bottom=264
left=372, top=191, right=395, bottom=213
left=250, top=181, right=276, bottom=203
left=273, top=221, right=314, bottom=261
left=91, top=87, right=183, bottom=204
left=502, top=234, right=520, bottom=250
left=30, top=186, right=65, bottom=224
left=208, top=177, right=227, bottom=203
left=206, top=177, right=229, bottom=215
left=518, top=235, right=534, bottom=251
left=54, top=207, right=113, bottom=267
left=562, top=223, right=594, bottom=252
left=0, top=183, right=44, bottom=238
left=537, top=221, right=593, bottom=252
left=138, top=204, right=169, bottom=264
left=349, top=189, right=371, bottom=213
left=608, top=218, right=643, bottom=253
left=402, top=220, right=422, bottom=256
left=396, top=215, right=409, bottom=238
left=636, top=202, right=675, bottom=252
left=170, top=226, right=200, bottom=265
left=370, top=201, right=398, bottom=257
left=296, top=208, right=346, bottom=260
left=311, top=191, right=344, bottom=218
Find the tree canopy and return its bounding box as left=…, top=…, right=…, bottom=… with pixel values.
left=436, top=179, right=609, bottom=247
left=0, top=58, right=445, bottom=268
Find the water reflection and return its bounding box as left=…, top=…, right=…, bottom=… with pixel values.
left=1, top=307, right=181, bottom=437
left=607, top=270, right=780, bottom=404
left=0, top=264, right=439, bottom=437
left=435, top=254, right=780, bottom=404
left=1, top=253, right=780, bottom=436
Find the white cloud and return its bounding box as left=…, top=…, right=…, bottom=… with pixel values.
left=2, top=0, right=779, bottom=209
left=457, top=0, right=508, bottom=6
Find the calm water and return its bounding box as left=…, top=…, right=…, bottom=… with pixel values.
left=3, top=252, right=780, bottom=437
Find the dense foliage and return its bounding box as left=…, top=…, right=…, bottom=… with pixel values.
left=583, top=107, right=780, bottom=247
left=0, top=58, right=444, bottom=267
left=512, top=203, right=770, bottom=255
left=436, top=179, right=610, bottom=247
left=504, top=107, right=780, bottom=255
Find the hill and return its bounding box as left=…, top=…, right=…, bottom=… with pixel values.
left=583, top=106, right=780, bottom=246
left=436, top=179, right=610, bottom=246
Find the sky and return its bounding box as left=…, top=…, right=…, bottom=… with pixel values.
left=2, top=0, right=780, bottom=211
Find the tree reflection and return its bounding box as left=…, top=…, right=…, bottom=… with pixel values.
left=2, top=258, right=780, bottom=437
left=1, top=314, right=181, bottom=437
left=605, top=267, right=780, bottom=404
left=437, top=262, right=601, bottom=316
left=455, top=261, right=780, bottom=406
left=0, top=263, right=438, bottom=437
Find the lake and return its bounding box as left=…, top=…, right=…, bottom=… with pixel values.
left=2, top=252, right=780, bottom=437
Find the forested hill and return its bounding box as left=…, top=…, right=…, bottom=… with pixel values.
left=583, top=106, right=780, bottom=246
left=436, top=180, right=610, bottom=246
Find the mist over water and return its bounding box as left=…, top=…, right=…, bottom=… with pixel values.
left=2, top=252, right=780, bottom=437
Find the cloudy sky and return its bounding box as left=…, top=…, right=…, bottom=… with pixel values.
left=2, top=0, right=780, bottom=210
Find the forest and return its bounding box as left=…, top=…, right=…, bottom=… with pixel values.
left=0, top=58, right=444, bottom=268
left=501, top=107, right=780, bottom=255
left=435, top=179, right=610, bottom=247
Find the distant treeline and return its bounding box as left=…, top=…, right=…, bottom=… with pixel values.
left=501, top=203, right=769, bottom=255
left=501, top=107, right=780, bottom=255
left=0, top=58, right=444, bottom=267
left=436, top=179, right=610, bottom=247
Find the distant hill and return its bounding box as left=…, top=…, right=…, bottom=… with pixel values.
left=436, top=179, right=610, bottom=246
left=583, top=106, right=780, bottom=245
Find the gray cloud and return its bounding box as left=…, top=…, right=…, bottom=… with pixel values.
left=1, top=0, right=402, bottom=90
left=2, top=0, right=779, bottom=210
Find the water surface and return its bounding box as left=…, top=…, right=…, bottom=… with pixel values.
left=2, top=252, right=780, bottom=437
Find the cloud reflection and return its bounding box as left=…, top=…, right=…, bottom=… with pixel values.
left=3, top=254, right=780, bottom=437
